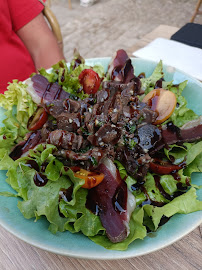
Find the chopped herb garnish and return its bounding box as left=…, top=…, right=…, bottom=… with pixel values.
left=130, top=125, right=136, bottom=133
left=129, top=139, right=137, bottom=150
left=78, top=145, right=92, bottom=153
left=80, top=127, right=91, bottom=136
left=90, top=156, right=98, bottom=166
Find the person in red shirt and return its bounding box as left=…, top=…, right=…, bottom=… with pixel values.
left=0, top=0, right=65, bottom=93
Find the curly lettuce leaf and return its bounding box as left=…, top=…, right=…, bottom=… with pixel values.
left=184, top=141, right=202, bottom=177
left=0, top=191, right=18, bottom=197
left=0, top=81, right=37, bottom=149
left=164, top=141, right=202, bottom=178
left=1, top=144, right=87, bottom=233
left=17, top=172, right=71, bottom=233
left=186, top=141, right=202, bottom=166
left=140, top=60, right=164, bottom=94
left=59, top=188, right=104, bottom=236
left=0, top=80, right=37, bottom=127
left=160, top=169, right=188, bottom=193
left=0, top=148, right=15, bottom=170
left=1, top=143, right=103, bottom=236
left=144, top=173, right=170, bottom=203
left=91, top=185, right=202, bottom=250
left=0, top=110, right=24, bottom=148
left=144, top=187, right=202, bottom=230
left=164, top=143, right=192, bottom=164
left=35, top=67, right=58, bottom=83
left=69, top=48, right=85, bottom=71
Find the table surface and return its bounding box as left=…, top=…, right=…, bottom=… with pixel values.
left=1, top=25, right=202, bottom=270
left=127, top=24, right=179, bottom=57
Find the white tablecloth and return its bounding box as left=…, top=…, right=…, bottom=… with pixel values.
left=133, top=38, right=202, bottom=81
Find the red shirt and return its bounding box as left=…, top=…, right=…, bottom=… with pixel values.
left=0, top=0, right=44, bottom=93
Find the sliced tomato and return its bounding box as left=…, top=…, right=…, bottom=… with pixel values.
left=142, top=88, right=177, bottom=125
left=79, top=69, right=101, bottom=94
left=149, top=160, right=184, bottom=175
left=27, top=107, right=48, bottom=131
left=71, top=167, right=104, bottom=189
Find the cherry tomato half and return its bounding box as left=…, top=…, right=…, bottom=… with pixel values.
left=71, top=167, right=104, bottom=189
left=143, top=88, right=177, bottom=125
left=27, top=107, right=48, bottom=131
left=79, top=69, right=101, bottom=94
left=149, top=160, right=184, bottom=175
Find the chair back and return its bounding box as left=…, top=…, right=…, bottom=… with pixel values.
left=43, top=5, right=63, bottom=52
left=39, top=0, right=63, bottom=52
left=190, top=0, right=202, bottom=22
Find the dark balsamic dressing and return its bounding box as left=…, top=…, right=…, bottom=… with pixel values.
left=40, top=161, right=49, bottom=173
left=60, top=69, right=65, bottom=83
left=58, top=186, right=74, bottom=218
left=166, top=121, right=182, bottom=140
left=9, top=132, right=41, bottom=161
left=154, top=175, right=172, bottom=200
left=112, top=187, right=127, bottom=214
left=132, top=182, right=165, bottom=207
left=25, top=160, right=39, bottom=171
left=25, top=159, right=49, bottom=187
left=54, top=86, right=63, bottom=100
left=41, top=82, right=53, bottom=103
left=59, top=186, right=73, bottom=202
left=154, top=78, right=164, bottom=89
left=131, top=155, right=188, bottom=208
left=33, top=172, right=48, bottom=187
left=73, top=58, right=82, bottom=70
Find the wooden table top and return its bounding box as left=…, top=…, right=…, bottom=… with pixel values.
left=127, top=24, right=179, bottom=57
left=1, top=25, right=202, bottom=270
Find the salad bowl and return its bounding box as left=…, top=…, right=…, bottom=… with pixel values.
left=0, top=57, right=201, bottom=259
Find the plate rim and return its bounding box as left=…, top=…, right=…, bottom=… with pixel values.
left=0, top=213, right=202, bottom=260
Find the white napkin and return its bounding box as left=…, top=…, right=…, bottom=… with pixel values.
left=132, top=38, right=202, bottom=81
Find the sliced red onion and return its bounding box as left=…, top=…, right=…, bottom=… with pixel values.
left=102, top=157, right=117, bottom=179
left=25, top=78, right=41, bottom=104
left=124, top=190, right=136, bottom=236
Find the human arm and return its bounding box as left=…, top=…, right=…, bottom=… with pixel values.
left=17, top=12, right=65, bottom=70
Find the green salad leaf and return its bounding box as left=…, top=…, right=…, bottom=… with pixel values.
left=0, top=144, right=103, bottom=235
left=164, top=143, right=192, bottom=164
left=184, top=141, right=202, bottom=177
left=0, top=81, right=37, bottom=149
left=144, top=187, right=202, bottom=230
left=4, top=146, right=67, bottom=233
left=0, top=80, right=37, bottom=120
left=60, top=188, right=104, bottom=236
left=140, top=60, right=164, bottom=94
left=164, top=141, right=202, bottom=178
left=186, top=141, right=202, bottom=166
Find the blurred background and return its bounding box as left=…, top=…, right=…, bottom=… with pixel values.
left=50, top=0, right=202, bottom=60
